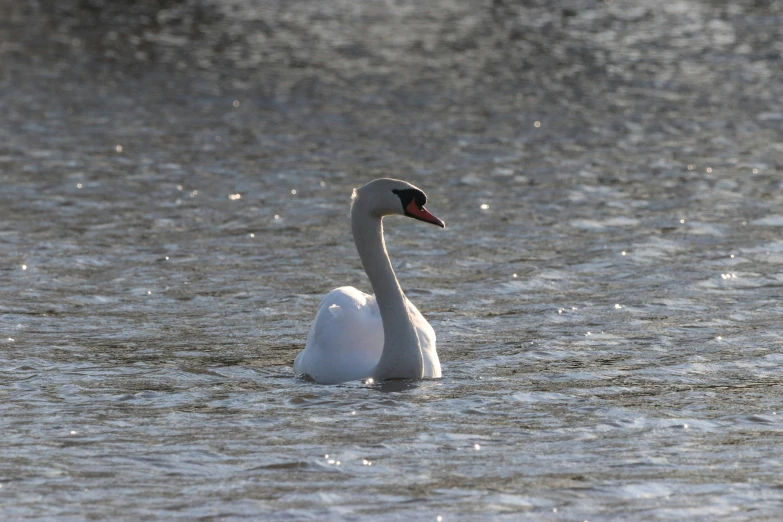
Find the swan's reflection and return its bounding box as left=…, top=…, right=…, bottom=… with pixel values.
left=366, top=378, right=420, bottom=393
left=296, top=373, right=422, bottom=393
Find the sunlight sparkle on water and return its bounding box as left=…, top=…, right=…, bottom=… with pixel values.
left=5, top=2, right=782, bottom=519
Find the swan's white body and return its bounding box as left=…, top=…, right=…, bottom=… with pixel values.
left=293, top=179, right=444, bottom=384
left=294, top=287, right=440, bottom=384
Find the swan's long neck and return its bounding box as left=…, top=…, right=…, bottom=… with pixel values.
left=351, top=200, right=423, bottom=380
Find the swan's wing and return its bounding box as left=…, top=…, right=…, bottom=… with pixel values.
left=295, top=287, right=384, bottom=384
left=406, top=299, right=442, bottom=378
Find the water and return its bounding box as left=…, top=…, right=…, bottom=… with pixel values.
left=2, top=0, right=783, bottom=519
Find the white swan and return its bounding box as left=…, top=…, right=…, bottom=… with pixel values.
left=294, top=178, right=445, bottom=384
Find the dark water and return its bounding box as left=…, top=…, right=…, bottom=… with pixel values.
left=2, top=0, right=782, bottom=519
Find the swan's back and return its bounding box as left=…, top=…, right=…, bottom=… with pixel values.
left=294, top=286, right=441, bottom=383
left=294, top=287, right=384, bottom=384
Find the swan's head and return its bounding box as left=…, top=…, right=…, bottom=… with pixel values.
left=353, top=178, right=445, bottom=228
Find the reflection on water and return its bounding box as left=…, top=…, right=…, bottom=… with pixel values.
left=2, top=0, right=783, bottom=519
left=368, top=379, right=421, bottom=393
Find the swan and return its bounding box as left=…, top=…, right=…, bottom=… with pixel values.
left=294, top=178, right=445, bottom=384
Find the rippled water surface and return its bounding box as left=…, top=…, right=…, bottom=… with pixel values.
left=2, top=0, right=783, bottom=519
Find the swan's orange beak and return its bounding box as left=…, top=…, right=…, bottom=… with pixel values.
left=405, top=201, right=445, bottom=228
